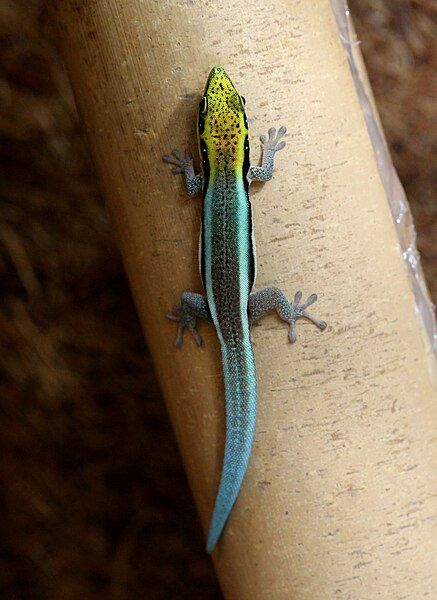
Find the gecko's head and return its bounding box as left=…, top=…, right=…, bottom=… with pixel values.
left=198, top=66, right=248, bottom=149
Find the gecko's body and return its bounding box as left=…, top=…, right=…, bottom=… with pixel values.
left=164, top=67, right=326, bottom=553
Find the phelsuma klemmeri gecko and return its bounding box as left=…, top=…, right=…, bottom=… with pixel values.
left=163, top=66, right=327, bottom=553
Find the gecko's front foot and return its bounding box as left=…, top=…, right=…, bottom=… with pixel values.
left=166, top=304, right=203, bottom=348
left=163, top=149, right=203, bottom=196
left=259, top=126, right=287, bottom=154
left=163, top=148, right=193, bottom=174
left=248, top=126, right=287, bottom=182
left=287, top=291, right=327, bottom=344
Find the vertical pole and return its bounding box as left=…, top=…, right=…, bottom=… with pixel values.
left=47, top=1, right=437, bottom=598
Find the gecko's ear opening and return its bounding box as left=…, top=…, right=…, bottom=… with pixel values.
left=240, top=96, right=246, bottom=106
left=199, top=96, right=208, bottom=115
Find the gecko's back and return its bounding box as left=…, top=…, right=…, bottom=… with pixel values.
left=199, top=67, right=257, bottom=552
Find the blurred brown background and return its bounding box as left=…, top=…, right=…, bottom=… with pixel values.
left=0, top=1, right=435, bottom=598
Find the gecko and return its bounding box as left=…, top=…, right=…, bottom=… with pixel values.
left=163, top=66, right=327, bottom=553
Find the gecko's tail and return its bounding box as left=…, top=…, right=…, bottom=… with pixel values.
left=206, top=338, right=257, bottom=553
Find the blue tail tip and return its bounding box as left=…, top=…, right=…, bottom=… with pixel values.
left=206, top=532, right=218, bottom=554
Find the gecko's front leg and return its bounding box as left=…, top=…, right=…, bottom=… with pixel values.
left=248, top=126, right=287, bottom=182
left=166, top=292, right=210, bottom=348
left=249, top=287, right=327, bottom=343
left=163, top=149, right=203, bottom=196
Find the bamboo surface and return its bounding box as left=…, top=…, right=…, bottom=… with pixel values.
left=47, top=1, right=437, bottom=598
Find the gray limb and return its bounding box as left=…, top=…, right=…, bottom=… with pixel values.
left=163, top=149, right=203, bottom=196
left=166, top=292, right=210, bottom=348
left=248, top=126, right=287, bottom=182
left=249, top=287, right=327, bottom=343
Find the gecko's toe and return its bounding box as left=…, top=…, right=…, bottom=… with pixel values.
left=288, top=320, right=297, bottom=344
left=290, top=291, right=328, bottom=336
left=166, top=311, right=180, bottom=322
left=192, top=329, right=203, bottom=347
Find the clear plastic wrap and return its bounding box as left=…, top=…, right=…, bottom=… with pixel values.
left=331, top=0, right=437, bottom=382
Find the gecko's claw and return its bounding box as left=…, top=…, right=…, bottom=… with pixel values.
left=166, top=305, right=203, bottom=348
left=287, top=291, right=327, bottom=344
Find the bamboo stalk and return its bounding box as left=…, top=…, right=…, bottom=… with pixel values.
left=47, top=1, right=437, bottom=597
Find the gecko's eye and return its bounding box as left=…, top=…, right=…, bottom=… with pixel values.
left=240, top=96, right=246, bottom=106
left=199, top=96, right=208, bottom=115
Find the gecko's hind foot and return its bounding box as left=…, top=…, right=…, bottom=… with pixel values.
left=162, top=149, right=193, bottom=174
left=166, top=304, right=203, bottom=348
left=260, top=126, right=287, bottom=153
left=288, top=291, right=327, bottom=344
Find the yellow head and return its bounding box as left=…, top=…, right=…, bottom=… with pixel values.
left=198, top=66, right=248, bottom=172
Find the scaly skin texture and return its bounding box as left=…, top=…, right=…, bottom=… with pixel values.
left=163, top=66, right=327, bottom=554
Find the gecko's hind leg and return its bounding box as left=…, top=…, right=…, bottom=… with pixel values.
left=166, top=292, right=210, bottom=348
left=249, top=287, right=327, bottom=343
